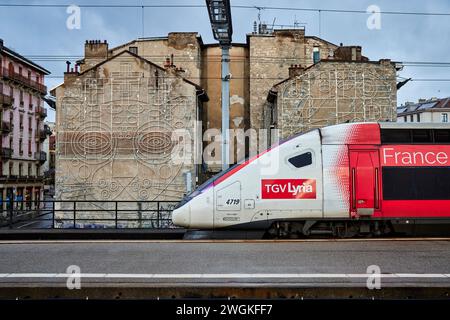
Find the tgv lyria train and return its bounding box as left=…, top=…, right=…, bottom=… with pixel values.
left=172, top=122, right=450, bottom=238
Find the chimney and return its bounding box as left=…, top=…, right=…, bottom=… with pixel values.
left=84, top=39, right=109, bottom=69
left=164, top=57, right=171, bottom=68
left=334, top=46, right=363, bottom=61
left=64, top=60, right=79, bottom=82
left=164, top=54, right=177, bottom=71
left=288, top=64, right=304, bottom=78
left=174, top=67, right=186, bottom=77
left=0, top=39, right=3, bottom=51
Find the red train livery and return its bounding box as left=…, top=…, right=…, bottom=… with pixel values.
left=172, top=122, right=450, bottom=238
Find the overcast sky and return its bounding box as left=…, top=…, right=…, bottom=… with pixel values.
left=1, top=0, right=449, bottom=122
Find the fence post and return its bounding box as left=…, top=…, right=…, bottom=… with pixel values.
left=73, top=201, right=76, bottom=228
left=115, top=201, right=118, bottom=229
left=8, top=201, right=13, bottom=229
left=157, top=201, right=160, bottom=228
left=52, top=200, right=55, bottom=229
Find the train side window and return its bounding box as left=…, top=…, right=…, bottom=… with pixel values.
left=288, top=152, right=312, bottom=168
left=411, top=129, right=432, bottom=143
left=381, top=129, right=412, bottom=143
left=434, top=129, right=450, bottom=143
left=383, top=167, right=450, bottom=200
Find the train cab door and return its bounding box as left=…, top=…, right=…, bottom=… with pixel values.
left=349, top=149, right=381, bottom=217
left=214, top=181, right=242, bottom=228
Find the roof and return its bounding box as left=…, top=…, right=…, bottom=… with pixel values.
left=268, top=59, right=396, bottom=100
left=71, top=50, right=208, bottom=101
left=0, top=41, right=50, bottom=75
left=397, top=97, right=450, bottom=116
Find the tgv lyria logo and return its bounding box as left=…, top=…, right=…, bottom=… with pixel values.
left=261, top=179, right=316, bottom=199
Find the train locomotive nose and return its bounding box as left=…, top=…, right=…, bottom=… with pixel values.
left=172, top=203, right=191, bottom=228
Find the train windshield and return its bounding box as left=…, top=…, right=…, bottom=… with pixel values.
left=174, top=163, right=241, bottom=209
left=195, top=163, right=241, bottom=193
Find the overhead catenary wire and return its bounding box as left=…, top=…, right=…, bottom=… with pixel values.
left=0, top=3, right=449, bottom=17
left=12, top=55, right=450, bottom=67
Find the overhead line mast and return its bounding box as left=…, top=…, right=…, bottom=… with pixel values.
left=205, top=0, right=233, bottom=171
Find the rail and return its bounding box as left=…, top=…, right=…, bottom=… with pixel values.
left=0, top=200, right=179, bottom=229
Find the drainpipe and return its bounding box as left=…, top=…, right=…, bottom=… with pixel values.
left=221, top=45, right=230, bottom=171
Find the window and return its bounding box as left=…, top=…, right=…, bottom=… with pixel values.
left=410, top=114, right=414, bottom=122
left=27, top=164, right=31, bottom=177
left=411, top=129, right=431, bottom=143
left=288, top=152, right=313, bottom=168
left=19, top=163, right=23, bottom=177
left=27, top=70, right=31, bottom=79
left=381, top=129, right=450, bottom=144
left=403, top=116, right=407, bottom=122
left=417, top=113, right=420, bottom=122
left=129, top=46, right=138, bottom=55
left=9, top=163, right=13, bottom=176
left=28, top=139, right=32, bottom=156
left=19, top=138, right=23, bottom=155
left=19, top=114, right=23, bottom=130
left=381, top=129, right=411, bottom=143
left=435, top=129, right=450, bottom=143
left=313, top=47, right=320, bottom=64
left=383, top=167, right=450, bottom=200
left=28, top=117, right=32, bottom=131
left=442, top=113, right=449, bottom=123
left=36, top=164, right=40, bottom=176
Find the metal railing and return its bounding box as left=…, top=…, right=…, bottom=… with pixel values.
left=0, top=200, right=179, bottom=229
left=0, top=93, right=13, bottom=107
left=1, top=68, right=47, bottom=94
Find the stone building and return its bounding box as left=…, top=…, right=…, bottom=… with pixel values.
left=0, top=39, right=50, bottom=222
left=265, top=47, right=399, bottom=140
left=42, top=121, right=55, bottom=194
left=76, top=30, right=341, bottom=167
left=248, top=29, right=338, bottom=131
left=397, top=97, right=450, bottom=123
left=52, top=42, right=207, bottom=210
left=52, top=28, right=399, bottom=215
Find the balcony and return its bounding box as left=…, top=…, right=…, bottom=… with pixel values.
left=1, top=68, right=47, bottom=95
left=34, top=151, right=47, bottom=162
left=37, top=129, right=47, bottom=141
left=0, top=93, right=13, bottom=108
left=1, top=147, right=13, bottom=160
left=36, top=106, right=47, bottom=118
left=1, top=121, right=11, bottom=134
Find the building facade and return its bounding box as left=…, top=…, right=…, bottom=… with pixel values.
left=96, top=29, right=397, bottom=170
left=397, top=97, right=450, bottom=123
left=0, top=39, right=50, bottom=221
left=42, top=121, right=55, bottom=194
left=53, top=42, right=207, bottom=211
left=52, top=28, right=399, bottom=221
left=266, top=50, right=399, bottom=140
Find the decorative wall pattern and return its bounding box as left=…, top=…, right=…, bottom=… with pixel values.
left=56, top=55, right=198, bottom=204
left=274, top=62, right=397, bottom=139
